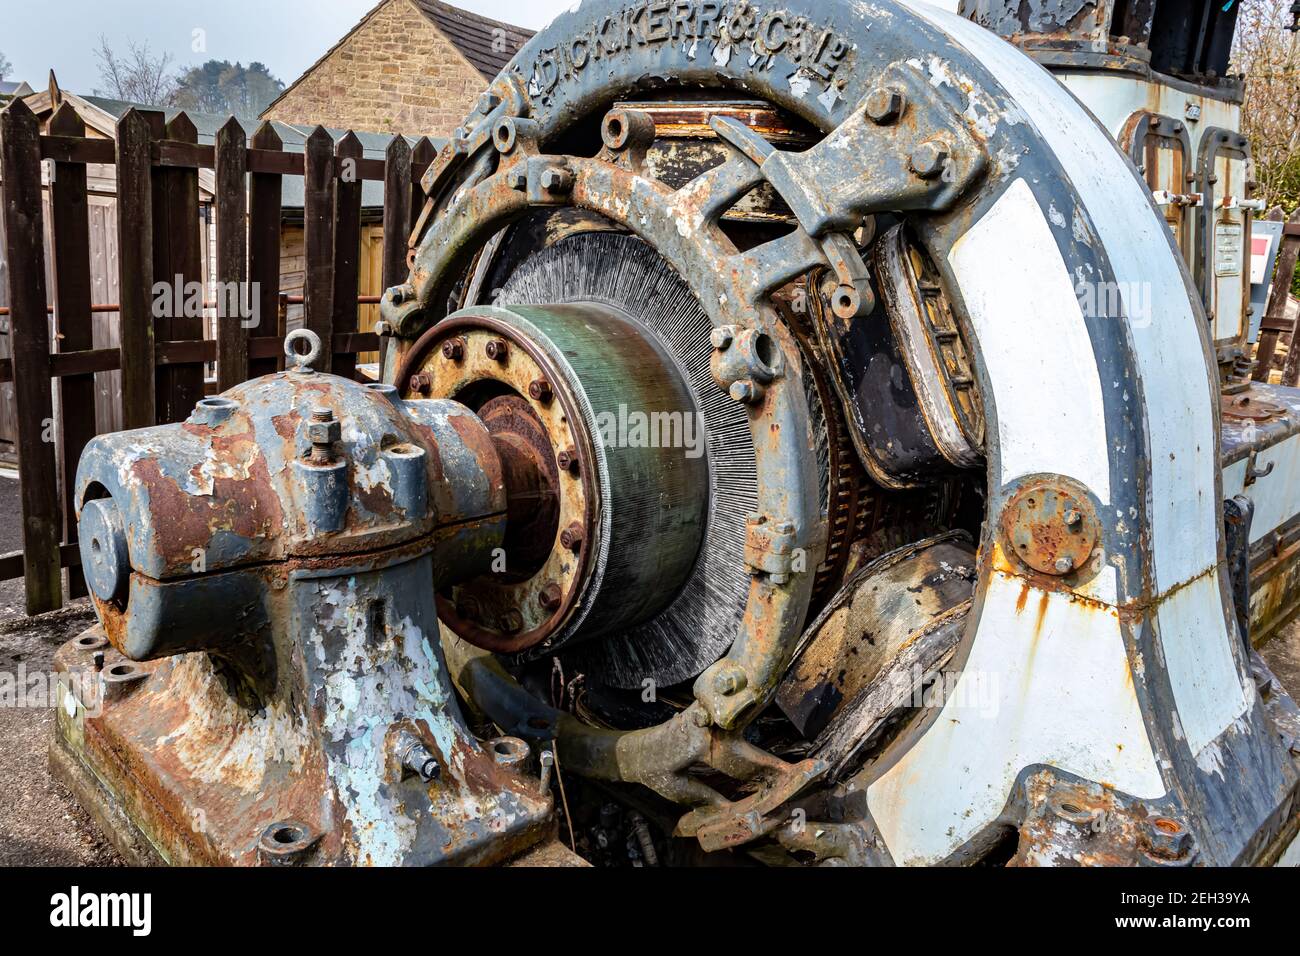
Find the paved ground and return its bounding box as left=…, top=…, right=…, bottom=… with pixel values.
left=0, top=470, right=1298, bottom=867
left=0, top=474, right=121, bottom=865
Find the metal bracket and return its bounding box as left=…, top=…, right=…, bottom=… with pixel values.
left=675, top=756, right=829, bottom=853
left=1245, top=448, right=1276, bottom=486
left=1224, top=495, right=1254, bottom=652
left=745, top=513, right=798, bottom=585
left=708, top=62, right=986, bottom=320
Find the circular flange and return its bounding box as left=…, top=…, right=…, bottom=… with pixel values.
left=400, top=314, right=598, bottom=654
left=1001, top=480, right=1100, bottom=577
left=79, top=498, right=130, bottom=603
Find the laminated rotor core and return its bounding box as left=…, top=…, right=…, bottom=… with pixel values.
left=495, top=233, right=761, bottom=688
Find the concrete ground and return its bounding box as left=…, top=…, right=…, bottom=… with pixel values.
left=0, top=474, right=121, bottom=865
left=0, top=469, right=1297, bottom=867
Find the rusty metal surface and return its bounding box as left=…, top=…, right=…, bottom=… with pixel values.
left=1010, top=769, right=1197, bottom=868
left=49, top=0, right=1300, bottom=867
left=57, top=338, right=556, bottom=865
left=1000, top=479, right=1101, bottom=578
left=400, top=312, right=600, bottom=654
left=379, top=48, right=995, bottom=731
left=874, top=225, right=984, bottom=469
left=777, top=533, right=977, bottom=740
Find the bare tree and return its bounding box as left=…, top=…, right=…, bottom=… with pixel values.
left=1234, top=1, right=1300, bottom=211
left=93, top=35, right=178, bottom=107
left=0, top=50, right=12, bottom=82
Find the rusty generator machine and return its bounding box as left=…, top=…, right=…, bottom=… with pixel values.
left=53, top=0, right=1300, bottom=866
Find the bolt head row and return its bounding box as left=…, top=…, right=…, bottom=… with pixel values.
left=528, top=378, right=553, bottom=403
left=540, top=167, right=573, bottom=194
left=539, top=583, right=563, bottom=612
left=910, top=140, right=950, bottom=179
left=865, top=87, right=906, bottom=124
left=559, top=522, right=584, bottom=551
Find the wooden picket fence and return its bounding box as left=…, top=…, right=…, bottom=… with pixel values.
left=0, top=98, right=435, bottom=615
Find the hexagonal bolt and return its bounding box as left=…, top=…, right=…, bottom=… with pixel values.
left=441, top=337, right=465, bottom=362
left=1053, top=555, right=1076, bottom=575
left=538, top=582, right=563, bottom=613
left=477, top=91, right=501, bottom=115
left=729, top=379, right=765, bottom=404
left=397, top=731, right=441, bottom=782
left=712, top=668, right=748, bottom=696
left=528, top=378, right=554, bottom=404
left=559, top=522, right=585, bottom=551
left=306, top=407, right=341, bottom=463
left=1144, top=817, right=1192, bottom=860
left=540, top=166, right=574, bottom=194
left=1064, top=508, right=1084, bottom=530
left=710, top=326, right=735, bottom=351
left=910, top=139, right=951, bottom=180
left=506, top=168, right=528, bottom=192
left=557, top=448, right=580, bottom=474
left=409, top=372, right=433, bottom=395
left=500, top=609, right=524, bottom=634
left=865, top=87, right=906, bottom=125
left=485, top=338, right=510, bottom=363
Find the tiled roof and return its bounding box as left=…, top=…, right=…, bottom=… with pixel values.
left=412, top=0, right=534, bottom=79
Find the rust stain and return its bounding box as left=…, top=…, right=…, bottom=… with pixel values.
left=1034, top=591, right=1050, bottom=637
left=132, top=449, right=283, bottom=575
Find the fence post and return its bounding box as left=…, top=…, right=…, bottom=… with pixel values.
left=48, top=102, right=94, bottom=599
left=303, top=126, right=335, bottom=373
left=1274, top=208, right=1300, bottom=387
left=383, top=136, right=412, bottom=290
left=116, top=109, right=155, bottom=429
left=332, top=132, right=363, bottom=381
left=215, top=118, right=248, bottom=390
left=0, top=100, right=61, bottom=614
left=153, top=113, right=204, bottom=422
left=382, top=135, right=412, bottom=381
left=248, top=122, right=285, bottom=377
left=409, top=137, right=435, bottom=240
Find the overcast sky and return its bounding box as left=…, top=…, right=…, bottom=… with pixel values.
left=0, top=0, right=575, bottom=96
